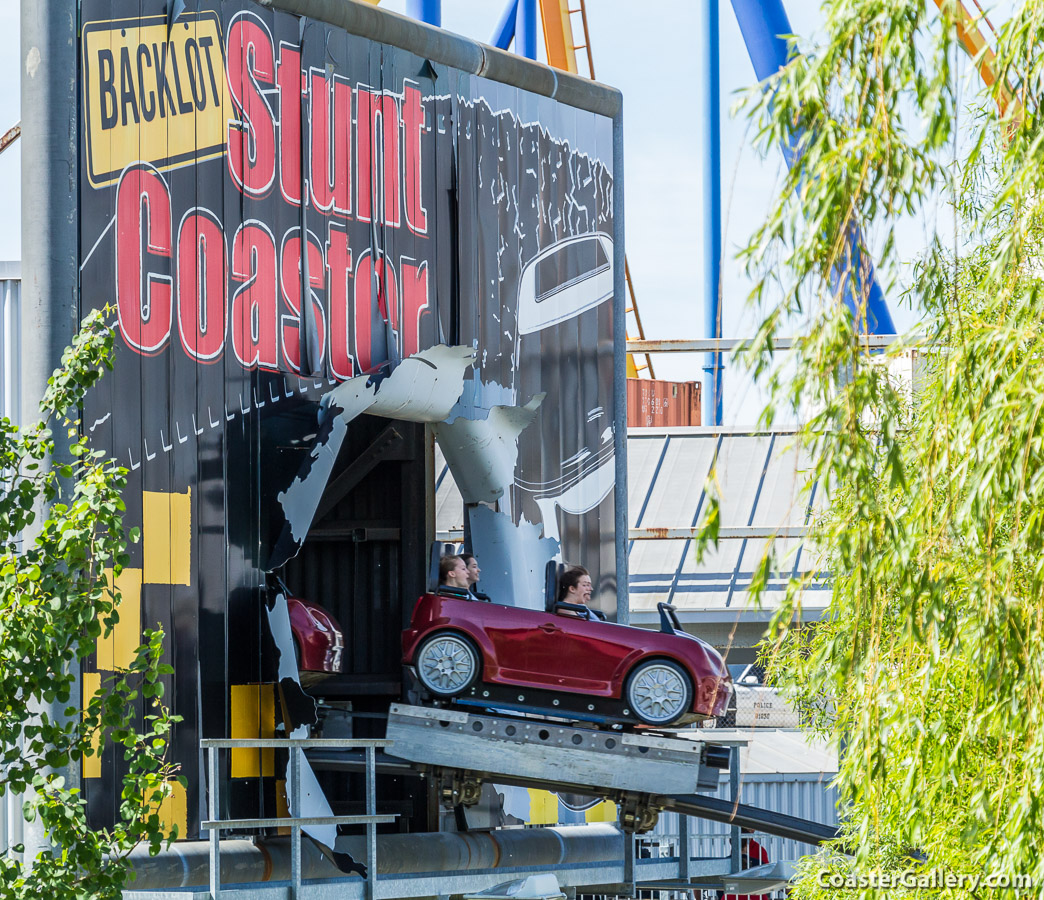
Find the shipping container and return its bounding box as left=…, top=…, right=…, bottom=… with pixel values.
left=626, top=377, right=701, bottom=427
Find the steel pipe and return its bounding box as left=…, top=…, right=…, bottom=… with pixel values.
left=126, top=825, right=626, bottom=889
left=702, top=0, right=724, bottom=426
left=260, top=0, right=621, bottom=118
left=627, top=335, right=910, bottom=352
left=20, top=0, right=80, bottom=865
left=406, top=0, right=441, bottom=28
left=729, top=0, right=896, bottom=335
left=629, top=526, right=808, bottom=540
left=613, top=98, right=628, bottom=626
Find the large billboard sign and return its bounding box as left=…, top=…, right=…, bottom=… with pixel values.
left=78, top=0, right=617, bottom=838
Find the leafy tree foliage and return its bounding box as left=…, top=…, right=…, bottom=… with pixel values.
left=729, top=0, right=1044, bottom=894
left=0, top=310, right=180, bottom=899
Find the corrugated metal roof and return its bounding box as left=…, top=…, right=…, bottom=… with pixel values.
left=627, top=428, right=829, bottom=621
left=0, top=262, right=19, bottom=425
left=436, top=426, right=831, bottom=621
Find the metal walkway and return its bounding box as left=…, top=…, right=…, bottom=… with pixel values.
left=124, top=706, right=837, bottom=899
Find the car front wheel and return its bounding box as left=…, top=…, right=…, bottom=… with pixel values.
left=625, top=660, right=692, bottom=726
left=416, top=632, right=480, bottom=697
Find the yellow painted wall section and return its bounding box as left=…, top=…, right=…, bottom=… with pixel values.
left=154, top=779, right=188, bottom=838
left=230, top=684, right=275, bottom=778
left=96, top=567, right=143, bottom=670
left=586, top=799, right=617, bottom=823
left=526, top=788, right=558, bottom=825
left=143, top=489, right=192, bottom=586
left=275, top=779, right=291, bottom=834
left=524, top=789, right=617, bottom=825
left=82, top=671, right=102, bottom=779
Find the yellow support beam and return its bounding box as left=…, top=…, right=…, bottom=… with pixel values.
left=539, top=0, right=578, bottom=73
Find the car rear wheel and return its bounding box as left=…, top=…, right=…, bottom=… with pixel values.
left=416, top=632, right=480, bottom=697
left=625, top=660, right=692, bottom=726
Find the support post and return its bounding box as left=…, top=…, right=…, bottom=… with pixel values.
left=20, top=0, right=80, bottom=864
left=729, top=746, right=741, bottom=873
left=515, top=0, right=537, bottom=59
left=729, top=0, right=896, bottom=335
left=208, top=748, right=221, bottom=899
left=679, top=814, right=691, bottom=880
left=623, top=831, right=635, bottom=897
left=291, top=748, right=302, bottom=900
left=612, top=105, right=629, bottom=625
left=490, top=0, right=520, bottom=50
left=702, top=0, right=724, bottom=426
left=406, top=0, right=441, bottom=27
left=366, top=744, right=377, bottom=900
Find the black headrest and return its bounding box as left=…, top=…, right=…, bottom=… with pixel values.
left=544, top=560, right=565, bottom=611
left=428, top=541, right=459, bottom=592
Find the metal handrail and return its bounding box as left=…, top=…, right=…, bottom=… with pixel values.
left=627, top=334, right=917, bottom=353
left=201, top=737, right=395, bottom=900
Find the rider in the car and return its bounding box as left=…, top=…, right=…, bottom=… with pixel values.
left=438, top=555, right=472, bottom=598
left=556, top=565, right=604, bottom=619
left=460, top=553, right=492, bottom=602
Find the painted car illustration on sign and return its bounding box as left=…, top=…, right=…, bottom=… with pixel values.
left=401, top=593, right=731, bottom=727
left=513, top=233, right=617, bottom=545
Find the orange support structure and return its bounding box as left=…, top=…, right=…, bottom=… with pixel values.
left=932, top=0, right=1022, bottom=124
left=540, top=0, right=578, bottom=74
left=538, top=0, right=653, bottom=377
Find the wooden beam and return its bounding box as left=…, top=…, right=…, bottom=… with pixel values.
left=313, top=425, right=410, bottom=522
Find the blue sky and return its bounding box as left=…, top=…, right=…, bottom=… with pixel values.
left=0, top=1, right=997, bottom=423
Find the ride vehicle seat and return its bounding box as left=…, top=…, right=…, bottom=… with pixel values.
left=544, top=560, right=607, bottom=620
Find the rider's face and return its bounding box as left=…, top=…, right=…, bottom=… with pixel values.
left=569, top=575, right=593, bottom=603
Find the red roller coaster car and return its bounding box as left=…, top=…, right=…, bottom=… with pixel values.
left=288, top=595, right=344, bottom=685
left=402, top=592, right=731, bottom=727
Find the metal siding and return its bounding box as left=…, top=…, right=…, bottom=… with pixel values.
left=74, top=0, right=617, bottom=838
left=652, top=774, right=840, bottom=867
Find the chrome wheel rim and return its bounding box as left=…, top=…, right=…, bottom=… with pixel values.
left=419, top=636, right=476, bottom=695
left=629, top=664, right=688, bottom=723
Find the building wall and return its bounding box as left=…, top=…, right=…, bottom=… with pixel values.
left=0, top=262, right=19, bottom=424
left=0, top=263, right=21, bottom=861
left=651, top=774, right=840, bottom=866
